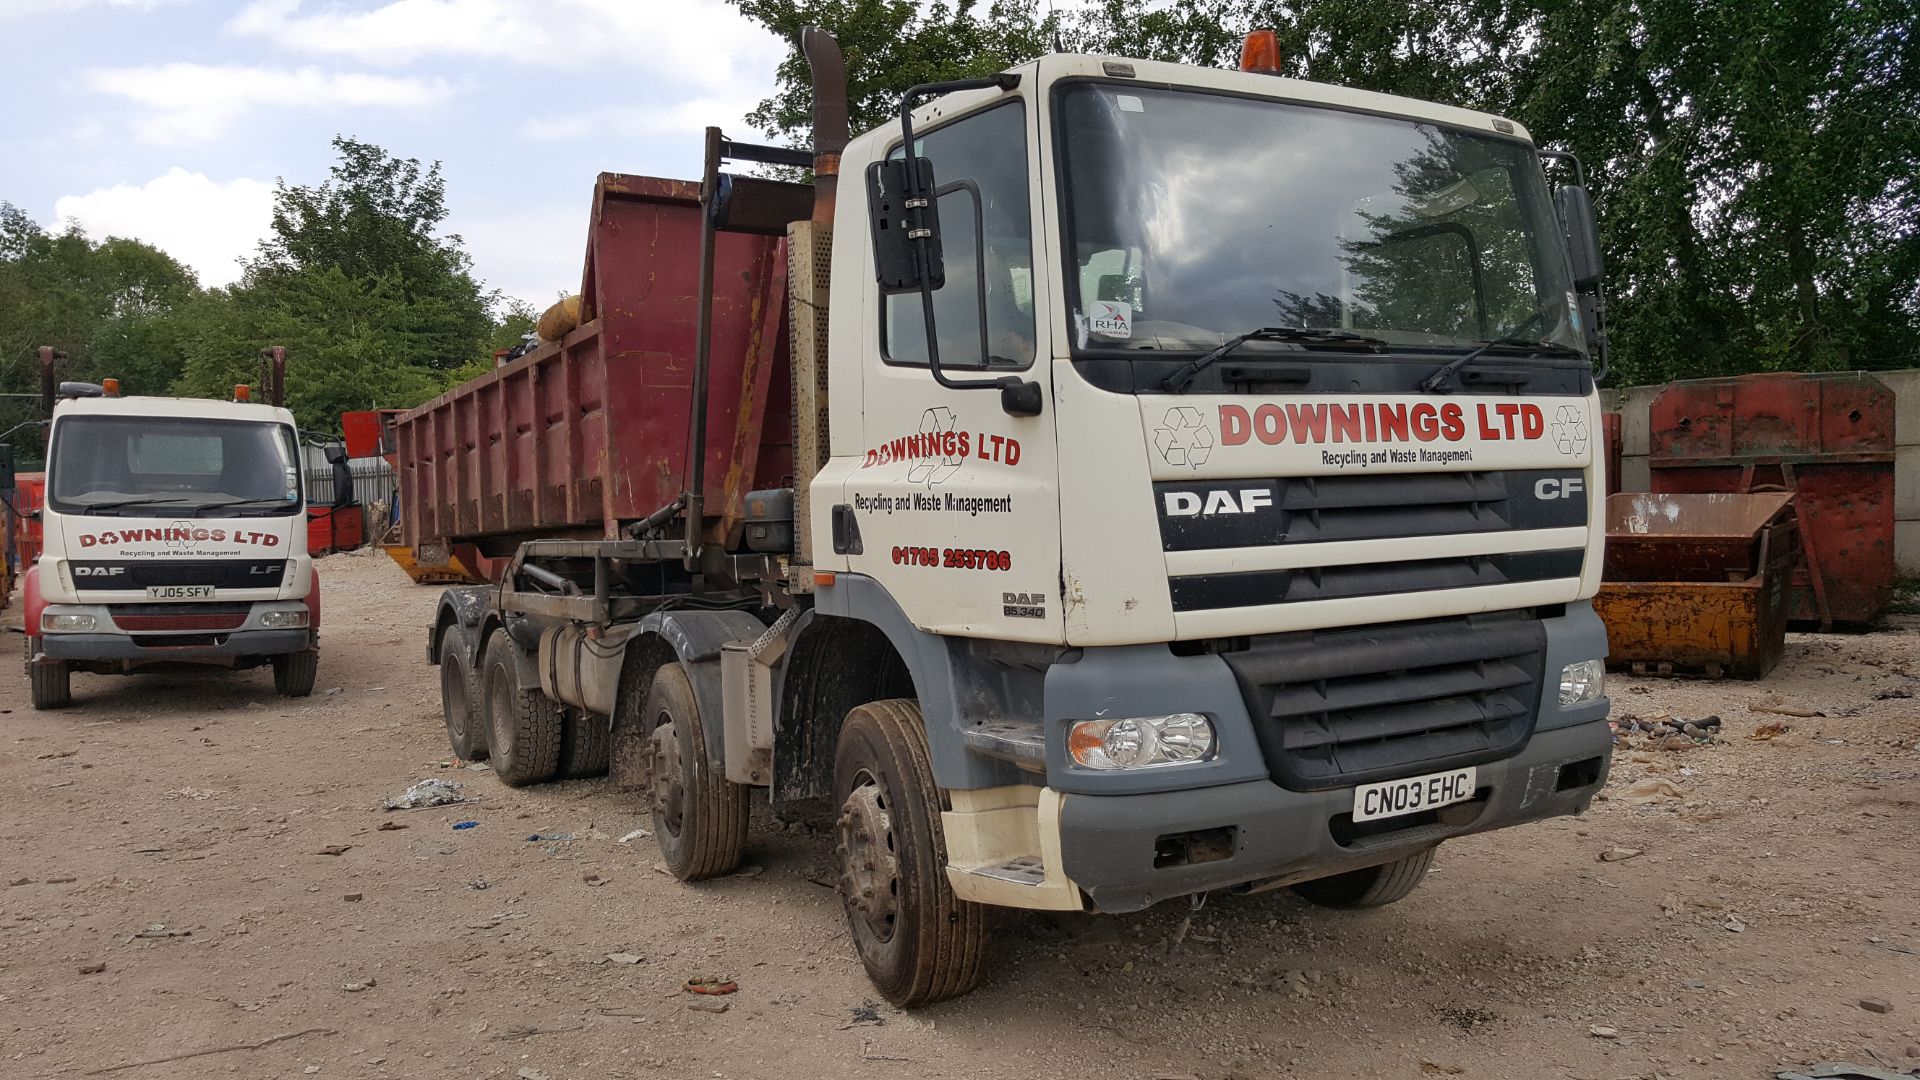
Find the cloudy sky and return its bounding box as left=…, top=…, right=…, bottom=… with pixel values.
left=0, top=0, right=788, bottom=309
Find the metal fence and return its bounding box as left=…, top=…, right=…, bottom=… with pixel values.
left=301, top=447, right=397, bottom=510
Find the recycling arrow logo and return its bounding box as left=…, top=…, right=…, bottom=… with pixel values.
left=907, top=406, right=964, bottom=487
left=1153, top=406, right=1214, bottom=469
left=1550, top=404, right=1590, bottom=457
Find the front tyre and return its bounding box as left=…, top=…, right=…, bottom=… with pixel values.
left=833, top=699, right=990, bottom=1007
left=27, top=639, right=71, bottom=710
left=642, top=663, right=747, bottom=880
left=272, top=650, right=318, bottom=697
left=1290, top=847, right=1437, bottom=909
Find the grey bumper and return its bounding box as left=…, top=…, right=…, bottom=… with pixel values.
left=1041, top=602, right=1614, bottom=913
left=41, top=628, right=314, bottom=664
left=1056, top=719, right=1612, bottom=912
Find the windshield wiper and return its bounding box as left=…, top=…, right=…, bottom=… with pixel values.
left=68, top=495, right=198, bottom=513
left=185, top=496, right=298, bottom=516
left=1419, top=337, right=1586, bottom=394
left=1162, top=327, right=1386, bottom=392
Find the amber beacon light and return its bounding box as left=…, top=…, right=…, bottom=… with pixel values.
left=1240, top=29, right=1282, bottom=74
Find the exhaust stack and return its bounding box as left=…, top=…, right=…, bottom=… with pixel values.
left=802, top=27, right=848, bottom=225
left=260, top=346, right=287, bottom=408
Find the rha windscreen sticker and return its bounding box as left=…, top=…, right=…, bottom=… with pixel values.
left=1089, top=301, right=1133, bottom=339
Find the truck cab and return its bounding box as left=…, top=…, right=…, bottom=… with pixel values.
left=24, top=387, right=321, bottom=708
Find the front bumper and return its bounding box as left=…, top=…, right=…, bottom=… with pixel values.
left=40, top=628, right=314, bottom=664
left=1056, top=719, right=1611, bottom=912
left=1031, top=601, right=1612, bottom=912
left=35, top=601, right=315, bottom=667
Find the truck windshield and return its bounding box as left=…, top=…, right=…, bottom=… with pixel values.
left=1055, top=83, right=1584, bottom=358
left=47, top=415, right=302, bottom=516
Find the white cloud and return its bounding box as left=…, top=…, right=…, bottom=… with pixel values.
left=521, top=94, right=765, bottom=141
left=227, top=0, right=782, bottom=93
left=53, top=168, right=276, bottom=288
left=85, top=62, right=455, bottom=143
left=452, top=205, right=588, bottom=311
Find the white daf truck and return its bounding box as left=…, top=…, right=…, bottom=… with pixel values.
left=417, top=32, right=1613, bottom=1007
left=21, top=376, right=320, bottom=709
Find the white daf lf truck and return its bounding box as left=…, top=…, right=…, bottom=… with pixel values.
left=24, top=384, right=320, bottom=708
left=423, top=34, right=1613, bottom=1007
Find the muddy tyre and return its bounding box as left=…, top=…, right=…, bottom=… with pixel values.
left=438, top=625, right=487, bottom=760
left=272, top=650, right=318, bottom=697
left=483, top=628, right=562, bottom=787
left=558, top=705, right=610, bottom=778
left=833, top=699, right=990, bottom=1007
left=27, top=641, right=71, bottom=710
left=642, top=663, right=747, bottom=880
left=1291, top=847, right=1437, bottom=909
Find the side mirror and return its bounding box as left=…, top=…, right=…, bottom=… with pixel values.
left=0, top=443, right=14, bottom=496
left=323, top=443, right=349, bottom=465
left=1555, top=184, right=1604, bottom=292
left=868, top=156, right=945, bottom=293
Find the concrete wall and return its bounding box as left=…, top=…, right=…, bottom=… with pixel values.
left=1604, top=369, right=1920, bottom=578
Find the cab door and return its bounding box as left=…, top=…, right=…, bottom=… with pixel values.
left=836, top=94, right=1064, bottom=645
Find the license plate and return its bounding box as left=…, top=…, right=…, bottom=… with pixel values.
left=1352, top=766, right=1477, bottom=822
left=145, top=585, right=215, bottom=600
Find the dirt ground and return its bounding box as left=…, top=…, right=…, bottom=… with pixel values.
left=2, top=550, right=1917, bottom=1080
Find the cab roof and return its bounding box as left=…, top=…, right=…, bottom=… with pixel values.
left=855, top=51, right=1535, bottom=156
left=52, top=394, right=297, bottom=426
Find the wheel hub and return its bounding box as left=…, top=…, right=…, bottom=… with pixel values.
left=647, top=718, right=687, bottom=838
left=836, top=777, right=900, bottom=943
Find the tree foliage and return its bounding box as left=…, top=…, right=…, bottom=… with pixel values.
left=735, top=0, right=1063, bottom=139
left=732, top=0, right=1920, bottom=383
left=3, top=136, right=519, bottom=446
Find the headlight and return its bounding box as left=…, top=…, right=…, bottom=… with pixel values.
left=43, top=613, right=96, bottom=632
left=259, top=609, right=310, bottom=629
left=1559, top=659, right=1605, bottom=706
left=1067, top=713, right=1216, bottom=770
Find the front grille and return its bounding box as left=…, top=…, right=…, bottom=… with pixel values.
left=1169, top=549, right=1583, bottom=610
left=1220, top=612, right=1547, bottom=791
left=132, top=633, right=227, bottom=648
left=1154, top=469, right=1586, bottom=552
left=70, top=560, right=287, bottom=590
left=111, top=608, right=249, bottom=632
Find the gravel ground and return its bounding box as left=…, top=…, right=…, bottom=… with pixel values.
left=2, top=549, right=1917, bottom=1079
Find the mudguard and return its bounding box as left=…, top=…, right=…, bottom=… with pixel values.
left=632, top=609, right=767, bottom=773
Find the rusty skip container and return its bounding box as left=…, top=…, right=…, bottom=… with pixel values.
left=1594, top=491, right=1798, bottom=679
left=1647, top=371, right=1894, bottom=627
left=394, top=174, right=798, bottom=578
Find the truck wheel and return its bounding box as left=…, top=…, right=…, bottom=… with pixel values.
left=559, top=706, right=611, bottom=778
left=1291, top=847, right=1437, bottom=909
left=272, top=650, right=318, bottom=697
left=483, top=628, right=562, bottom=787
left=438, top=625, right=487, bottom=760
left=642, top=663, right=747, bottom=880
left=833, top=699, right=990, bottom=1007
left=27, top=641, right=72, bottom=710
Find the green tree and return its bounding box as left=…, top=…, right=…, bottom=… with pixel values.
left=734, top=0, right=1063, bottom=145
left=244, top=136, right=494, bottom=373
left=0, top=205, right=204, bottom=461
left=733, top=0, right=1920, bottom=384
left=177, top=136, right=511, bottom=429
